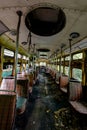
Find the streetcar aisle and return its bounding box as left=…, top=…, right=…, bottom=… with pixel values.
left=14, top=72, right=83, bottom=130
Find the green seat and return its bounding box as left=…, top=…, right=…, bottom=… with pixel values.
left=16, top=97, right=27, bottom=114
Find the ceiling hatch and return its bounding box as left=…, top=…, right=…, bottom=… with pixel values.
left=25, top=6, right=66, bottom=36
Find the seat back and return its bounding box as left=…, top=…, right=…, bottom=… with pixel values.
left=0, top=77, right=15, bottom=93
left=59, top=75, right=69, bottom=88
left=0, top=92, right=16, bottom=130
left=17, top=77, right=29, bottom=98
left=69, top=79, right=82, bottom=101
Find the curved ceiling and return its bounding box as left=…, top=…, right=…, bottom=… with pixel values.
left=0, top=0, right=87, bottom=58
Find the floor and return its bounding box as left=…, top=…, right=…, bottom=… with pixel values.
left=14, top=72, right=87, bottom=130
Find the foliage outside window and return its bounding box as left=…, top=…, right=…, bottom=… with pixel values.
left=72, top=68, right=82, bottom=81
left=73, top=53, right=82, bottom=60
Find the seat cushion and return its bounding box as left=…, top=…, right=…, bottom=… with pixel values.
left=16, top=97, right=27, bottom=114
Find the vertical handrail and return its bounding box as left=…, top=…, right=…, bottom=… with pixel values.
left=14, top=11, right=22, bottom=92
left=27, top=31, right=31, bottom=67
left=68, top=39, right=72, bottom=82
left=68, top=32, right=80, bottom=82
left=59, top=44, right=65, bottom=76
left=33, top=44, right=35, bottom=71
left=27, top=32, right=30, bottom=66
left=59, top=47, right=62, bottom=76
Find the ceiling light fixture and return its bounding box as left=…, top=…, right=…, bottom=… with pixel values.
left=10, top=29, right=17, bottom=36
left=21, top=41, right=27, bottom=45
left=70, top=32, right=80, bottom=39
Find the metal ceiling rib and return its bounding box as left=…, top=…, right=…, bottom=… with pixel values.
left=0, top=0, right=87, bottom=58
left=0, top=20, right=9, bottom=35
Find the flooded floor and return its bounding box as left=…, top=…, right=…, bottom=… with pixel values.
left=14, top=72, right=87, bottom=130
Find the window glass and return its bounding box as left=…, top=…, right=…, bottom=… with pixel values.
left=18, top=54, right=22, bottom=59
left=73, top=53, right=82, bottom=60
left=2, top=70, right=12, bottom=78
left=26, top=57, right=29, bottom=60
left=4, top=49, right=14, bottom=57
left=57, top=65, right=59, bottom=71
left=65, top=56, right=70, bottom=61
left=72, top=68, right=82, bottom=81
left=61, top=58, right=64, bottom=61
left=40, top=62, right=46, bottom=66
left=23, top=55, right=26, bottom=59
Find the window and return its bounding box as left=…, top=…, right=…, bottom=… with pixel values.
left=23, top=55, right=26, bottom=60
left=65, top=56, right=70, bottom=61
left=26, top=57, right=29, bottom=60
left=61, top=58, right=64, bottom=61
left=72, top=68, right=82, bottom=81
left=40, top=62, right=46, bottom=66
left=4, top=49, right=14, bottom=57
left=57, top=65, right=59, bottom=71
left=18, top=54, right=22, bottom=59
left=73, top=53, right=82, bottom=60
left=57, top=59, right=60, bottom=62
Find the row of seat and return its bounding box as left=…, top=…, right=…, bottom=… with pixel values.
left=0, top=71, right=35, bottom=130
left=46, top=68, right=87, bottom=115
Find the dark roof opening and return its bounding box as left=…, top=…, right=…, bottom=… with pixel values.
left=25, top=6, right=66, bottom=36
left=40, top=54, right=47, bottom=56
left=37, top=48, right=50, bottom=52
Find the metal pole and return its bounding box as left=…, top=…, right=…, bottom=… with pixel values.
left=59, top=47, right=62, bottom=76
left=27, top=32, right=30, bottom=66
left=33, top=44, right=35, bottom=70
left=14, top=11, right=22, bottom=92
left=59, top=44, right=65, bottom=76
left=28, top=31, right=31, bottom=67
left=68, top=39, right=72, bottom=81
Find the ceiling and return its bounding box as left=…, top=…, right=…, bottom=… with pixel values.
left=0, top=0, right=87, bottom=59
